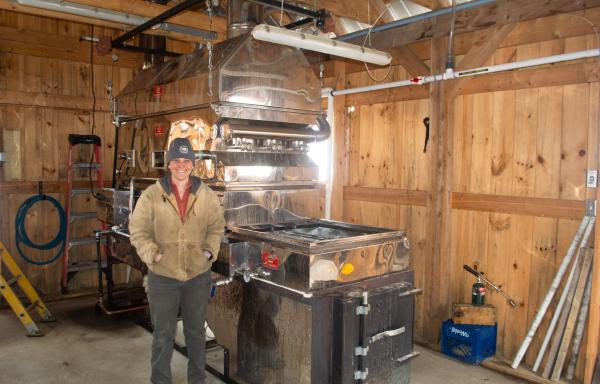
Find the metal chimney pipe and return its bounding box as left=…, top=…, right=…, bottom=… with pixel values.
left=140, top=0, right=168, bottom=68
left=228, top=0, right=263, bottom=38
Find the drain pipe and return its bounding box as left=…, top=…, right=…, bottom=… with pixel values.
left=328, top=48, right=600, bottom=97
left=321, top=87, right=334, bottom=220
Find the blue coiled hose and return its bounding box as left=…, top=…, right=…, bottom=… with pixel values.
left=15, top=194, right=66, bottom=265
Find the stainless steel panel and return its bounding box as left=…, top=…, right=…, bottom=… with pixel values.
left=230, top=219, right=407, bottom=254
left=226, top=239, right=409, bottom=293
left=96, top=188, right=131, bottom=226
left=222, top=189, right=321, bottom=227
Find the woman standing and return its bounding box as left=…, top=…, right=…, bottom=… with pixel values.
left=129, top=137, right=225, bottom=384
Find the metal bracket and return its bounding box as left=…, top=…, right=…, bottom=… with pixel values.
left=398, top=288, right=423, bottom=297
left=586, top=199, right=596, bottom=217
left=120, top=149, right=136, bottom=168
left=356, top=291, right=369, bottom=315
left=353, top=368, right=368, bottom=381
left=396, top=351, right=420, bottom=365
left=369, top=326, right=405, bottom=344
left=356, top=304, right=370, bottom=315
left=354, top=346, right=369, bottom=356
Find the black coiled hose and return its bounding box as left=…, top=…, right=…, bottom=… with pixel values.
left=15, top=194, right=66, bottom=266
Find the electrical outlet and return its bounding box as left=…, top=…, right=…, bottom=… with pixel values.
left=0, top=151, right=4, bottom=162
left=586, top=199, right=596, bottom=217
left=587, top=170, right=598, bottom=188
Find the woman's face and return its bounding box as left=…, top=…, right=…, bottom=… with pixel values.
left=168, top=158, right=194, bottom=182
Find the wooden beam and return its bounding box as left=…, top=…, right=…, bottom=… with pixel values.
left=343, top=186, right=428, bottom=206
left=293, top=0, right=371, bottom=25
left=394, top=46, right=430, bottom=77
left=342, top=189, right=586, bottom=219
left=0, top=1, right=219, bottom=44
left=0, top=180, right=91, bottom=195
left=481, top=357, right=568, bottom=384
left=447, top=23, right=516, bottom=98
left=452, top=192, right=585, bottom=219
left=341, top=0, right=600, bottom=50
left=371, top=0, right=395, bottom=24
left=0, top=26, right=141, bottom=68
left=409, top=0, right=434, bottom=9
left=0, top=91, right=110, bottom=112
left=331, top=60, right=346, bottom=220
left=345, top=60, right=600, bottom=106
left=345, top=85, right=429, bottom=106
left=423, top=35, right=452, bottom=345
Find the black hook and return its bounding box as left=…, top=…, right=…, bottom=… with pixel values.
left=38, top=181, right=46, bottom=200
left=422, top=117, right=430, bottom=153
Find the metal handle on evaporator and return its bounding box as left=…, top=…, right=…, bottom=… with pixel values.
left=369, top=326, right=406, bottom=344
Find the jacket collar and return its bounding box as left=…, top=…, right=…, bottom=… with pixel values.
left=159, top=172, right=202, bottom=195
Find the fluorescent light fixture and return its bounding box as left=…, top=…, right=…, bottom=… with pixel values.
left=251, top=24, right=392, bottom=66
left=16, top=0, right=216, bottom=39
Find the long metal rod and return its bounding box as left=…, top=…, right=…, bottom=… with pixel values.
left=550, top=249, right=594, bottom=380
left=112, top=0, right=204, bottom=48
left=566, top=268, right=594, bottom=379
left=532, top=244, right=586, bottom=371
left=336, top=0, right=495, bottom=42
left=511, top=216, right=593, bottom=369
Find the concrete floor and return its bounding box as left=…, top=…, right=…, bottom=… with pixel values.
left=0, top=296, right=523, bottom=383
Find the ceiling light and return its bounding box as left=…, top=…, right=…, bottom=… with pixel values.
left=251, top=24, right=392, bottom=66
left=16, top=0, right=216, bottom=40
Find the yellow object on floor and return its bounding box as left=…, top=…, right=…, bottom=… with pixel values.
left=0, top=241, right=55, bottom=336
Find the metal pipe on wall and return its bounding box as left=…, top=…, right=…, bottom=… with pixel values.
left=326, top=49, right=600, bottom=97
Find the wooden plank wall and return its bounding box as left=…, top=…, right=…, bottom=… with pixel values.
left=0, top=11, right=196, bottom=296
left=330, top=10, right=600, bottom=381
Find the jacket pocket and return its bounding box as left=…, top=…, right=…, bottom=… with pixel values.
left=187, top=241, right=211, bottom=275
left=151, top=241, right=181, bottom=278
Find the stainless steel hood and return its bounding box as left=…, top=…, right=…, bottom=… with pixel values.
left=115, top=33, right=323, bottom=126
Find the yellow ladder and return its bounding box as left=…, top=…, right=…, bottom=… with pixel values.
left=0, top=241, right=55, bottom=336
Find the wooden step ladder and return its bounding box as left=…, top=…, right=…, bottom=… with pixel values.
left=0, top=241, right=55, bottom=336
left=61, top=134, right=105, bottom=292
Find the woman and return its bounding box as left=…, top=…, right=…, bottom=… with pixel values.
left=129, top=137, right=225, bottom=384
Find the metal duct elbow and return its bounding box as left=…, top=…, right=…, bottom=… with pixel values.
left=313, top=114, right=331, bottom=141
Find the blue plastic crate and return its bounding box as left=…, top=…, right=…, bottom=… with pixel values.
left=441, top=319, right=497, bottom=364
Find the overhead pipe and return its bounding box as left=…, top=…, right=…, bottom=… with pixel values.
left=327, top=48, right=600, bottom=97
left=336, top=0, right=496, bottom=43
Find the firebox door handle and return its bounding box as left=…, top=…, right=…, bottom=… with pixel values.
left=369, top=326, right=405, bottom=344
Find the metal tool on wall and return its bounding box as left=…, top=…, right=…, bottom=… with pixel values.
left=463, top=265, right=517, bottom=307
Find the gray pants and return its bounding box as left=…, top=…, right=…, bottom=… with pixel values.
left=147, top=270, right=211, bottom=384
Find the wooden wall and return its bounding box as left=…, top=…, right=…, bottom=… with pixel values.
left=326, top=9, right=600, bottom=381
left=0, top=10, right=194, bottom=296
left=2, top=3, right=600, bottom=382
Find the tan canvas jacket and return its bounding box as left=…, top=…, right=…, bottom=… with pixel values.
left=129, top=175, right=225, bottom=281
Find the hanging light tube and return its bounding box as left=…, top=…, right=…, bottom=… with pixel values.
left=251, top=24, right=392, bottom=66
left=15, top=0, right=216, bottom=40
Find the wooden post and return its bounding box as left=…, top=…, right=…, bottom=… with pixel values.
left=424, top=36, right=453, bottom=344
left=331, top=61, right=346, bottom=221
